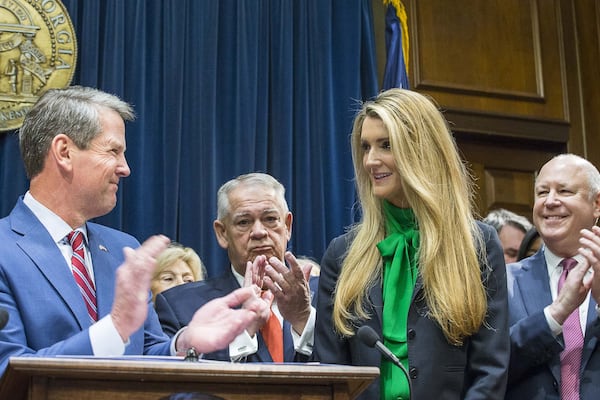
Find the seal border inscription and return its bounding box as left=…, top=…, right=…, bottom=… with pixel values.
left=0, top=0, right=77, bottom=131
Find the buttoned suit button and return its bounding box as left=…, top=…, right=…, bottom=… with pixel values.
left=407, top=329, right=416, bottom=340
left=409, top=366, right=418, bottom=379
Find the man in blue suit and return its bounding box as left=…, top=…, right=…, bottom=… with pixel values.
left=0, top=86, right=270, bottom=376
left=156, top=173, right=318, bottom=362
left=506, top=154, right=600, bottom=400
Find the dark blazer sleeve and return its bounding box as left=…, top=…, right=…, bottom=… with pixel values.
left=155, top=276, right=237, bottom=361
left=313, top=225, right=510, bottom=400
left=312, top=232, right=386, bottom=399
left=312, top=233, right=353, bottom=363
left=156, top=272, right=240, bottom=336
left=154, top=287, right=188, bottom=337
left=508, top=308, right=562, bottom=386
left=461, top=221, right=510, bottom=399
left=504, top=251, right=564, bottom=396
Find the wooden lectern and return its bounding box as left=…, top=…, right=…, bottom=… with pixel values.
left=0, top=356, right=378, bottom=400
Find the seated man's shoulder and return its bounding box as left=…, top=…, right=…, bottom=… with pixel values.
left=161, top=272, right=235, bottom=304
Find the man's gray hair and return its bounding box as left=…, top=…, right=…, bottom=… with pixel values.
left=483, top=208, right=532, bottom=234
left=216, top=173, right=289, bottom=220
left=545, top=154, right=600, bottom=201
left=19, top=86, right=135, bottom=179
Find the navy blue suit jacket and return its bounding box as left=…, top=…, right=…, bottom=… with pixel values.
left=506, top=249, right=600, bottom=399
left=155, top=268, right=318, bottom=362
left=0, top=198, right=171, bottom=375
left=312, top=221, right=509, bottom=399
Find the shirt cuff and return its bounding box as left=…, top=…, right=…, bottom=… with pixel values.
left=229, top=329, right=258, bottom=361
left=291, top=306, right=315, bottom=356
left=89, top=314, right=126, bottom=356
left=171, top=327, right=187, bottom=356
left=543, top=305, right=563, bottom=337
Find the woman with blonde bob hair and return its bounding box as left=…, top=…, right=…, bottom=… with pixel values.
left=151, top=243, right=206, bottom=303
left=313, top=89, right=509, bottom=399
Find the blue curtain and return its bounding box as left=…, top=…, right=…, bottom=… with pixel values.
left=0, top=0, right=379, bottom=277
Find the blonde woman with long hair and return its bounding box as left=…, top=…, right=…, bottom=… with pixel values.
left=313, top=89, right=509, bottom=399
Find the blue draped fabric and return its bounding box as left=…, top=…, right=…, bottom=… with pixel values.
left=382, top=1, right=409, bottom=89
left=0, top=0, right=379, bottom=277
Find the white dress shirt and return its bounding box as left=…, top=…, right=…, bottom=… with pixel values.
left=228, top=265, right=316, bottom=361
left=24, top=192, right=127, bottom=356
left=542, top=247, right=592, bottom=336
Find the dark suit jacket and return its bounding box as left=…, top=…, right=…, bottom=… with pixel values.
left=312, top=221, right=509, bottom=399
left=0, top=198, right=171, bottom=375
left=506, top=249, right=600, bottom=400
left=155, top=268, right=318, bottom=362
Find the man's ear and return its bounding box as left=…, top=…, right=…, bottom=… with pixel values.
left=50, top=134, right=73, bottom=171
left=213, top=219, right=229, bottom=249
left=285, top=212, right=293, bottom=240
left=593, top=192, right=600, bottom=222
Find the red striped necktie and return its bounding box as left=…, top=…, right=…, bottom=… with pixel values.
left=67, top=230, right=98, bottom=322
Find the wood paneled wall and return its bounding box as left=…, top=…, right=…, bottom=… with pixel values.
left=373, top=0, right=600, bottom=220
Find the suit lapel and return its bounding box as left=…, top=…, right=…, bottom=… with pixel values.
left=517, top=253, right=599, bottom=377
left=11, top=200, right=89, bottom=329
left=515, top=253, right=561, bottom=382
left=369, top=273, right=422, bottom=326
left=282, top=319, right=294, bottom=362
left=254, top=333, right=273, bottom=362
left=515, top=254, right=553, bottom=318
left=223, top=270, right=242, bottom=293
left=369, top=278, right=384, bottom=331
left=581, top=297, right=598, bottom=371
left=411, top=275, right=424, bottom=303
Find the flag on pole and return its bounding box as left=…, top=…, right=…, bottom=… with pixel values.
left=382, top=0, right=409, bottom=89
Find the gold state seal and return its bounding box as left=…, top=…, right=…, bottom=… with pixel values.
left=0, top=0, right=77, bottom=131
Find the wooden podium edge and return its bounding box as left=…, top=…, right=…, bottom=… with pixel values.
left=0, top=357, right=379, bottom=399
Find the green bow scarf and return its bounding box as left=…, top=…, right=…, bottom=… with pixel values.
left=376, top=201, right=419, bottom=400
